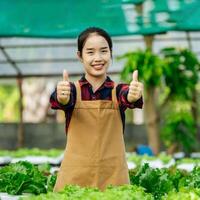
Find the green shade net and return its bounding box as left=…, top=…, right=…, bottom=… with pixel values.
left=2, top=0, right=199, bottom=38
left=168, top=0, right=200, bottom=31
left=150, top=0, right=200, bottom=31
left=0, top=0, right=173, bottom=38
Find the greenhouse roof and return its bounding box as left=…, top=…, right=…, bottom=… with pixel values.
left=0, top=0, right=199, bottom=79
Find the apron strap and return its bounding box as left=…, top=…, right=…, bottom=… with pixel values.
left=112, top=83, right=119, bottom=109
left=74, top=81, right=81, bottom=102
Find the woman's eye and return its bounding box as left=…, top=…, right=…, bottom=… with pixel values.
left=87, top=52, right=93, bottom=54
left=102, top=50, right=108, bottom=53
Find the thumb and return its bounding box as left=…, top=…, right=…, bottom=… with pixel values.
left=132, top=70, right=138, bottom=82
left=63, top=69, right=69, bottom=81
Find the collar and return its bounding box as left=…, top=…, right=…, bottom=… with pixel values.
left=79, top=75, right=114, bottom=88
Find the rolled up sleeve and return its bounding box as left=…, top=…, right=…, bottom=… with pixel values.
left=117, top=84, right=143, bottom=110
left=49, top=82, right=75, bottom=111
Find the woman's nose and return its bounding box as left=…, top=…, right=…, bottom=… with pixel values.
left=94, top=53, right=102, bottom=61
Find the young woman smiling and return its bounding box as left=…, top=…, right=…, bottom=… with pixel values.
left=50, top=27, right=143, bottom=191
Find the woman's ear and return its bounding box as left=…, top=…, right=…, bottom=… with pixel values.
left=77, top=51, right=83, bottom=63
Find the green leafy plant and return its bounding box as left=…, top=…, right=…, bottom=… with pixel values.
left=130, top=163, right=174, bottom=199
left=163, top=188, right=200, bottom=200
left=0, top=161, right=52, bottom=195
left=179, top=167, right=200, bottom=189
left=160, top=47, right=199, bottom=100
left=21, top=184, right=153, bottom=200
left=129, top=163, right=200, bottom=200
left=161, top=105, right=197, bottom=153
left=0, top=148, right=63, bottom=157
left=160, top=47, right=200, bottom=153
left=118, top=49, right=163, bottom=88
left=119, top=47, right=200, bottom=154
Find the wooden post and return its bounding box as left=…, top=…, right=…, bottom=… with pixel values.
left=186, top=31, right=192, bottom=50
left=143, top=35, right=160, bottom=155
left=144, top=35, right=154, bottom=50
left=17, top=77, right=24, bottom=148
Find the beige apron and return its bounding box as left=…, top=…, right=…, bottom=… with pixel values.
left=54, top=81, right=129, bottom=192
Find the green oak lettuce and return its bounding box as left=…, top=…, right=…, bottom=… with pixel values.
left=0, top=161, right=55, bottom=195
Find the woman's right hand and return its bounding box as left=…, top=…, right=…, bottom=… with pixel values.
left=57, top=69, right=71, bottom=105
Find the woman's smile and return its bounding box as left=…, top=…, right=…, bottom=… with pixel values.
left=92, top=63, right=105, bottom=70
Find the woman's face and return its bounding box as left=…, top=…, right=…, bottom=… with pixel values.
left=79, top=33, right=111, bottom=78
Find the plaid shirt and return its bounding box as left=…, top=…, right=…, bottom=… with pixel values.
left=50, top=76, right=143, bottom=133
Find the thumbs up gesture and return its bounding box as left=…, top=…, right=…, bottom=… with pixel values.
left=127, top=70, right=143, bottom=103
left=57, top=70, right=71, bottom=105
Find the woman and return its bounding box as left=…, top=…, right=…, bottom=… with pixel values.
left=50, top=27, right=143, bottom=191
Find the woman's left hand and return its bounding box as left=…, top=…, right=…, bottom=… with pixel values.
left=127, top=70, right=143, bottom=103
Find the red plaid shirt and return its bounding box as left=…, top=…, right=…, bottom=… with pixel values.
left=50, top=76, right=143, bottom=133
